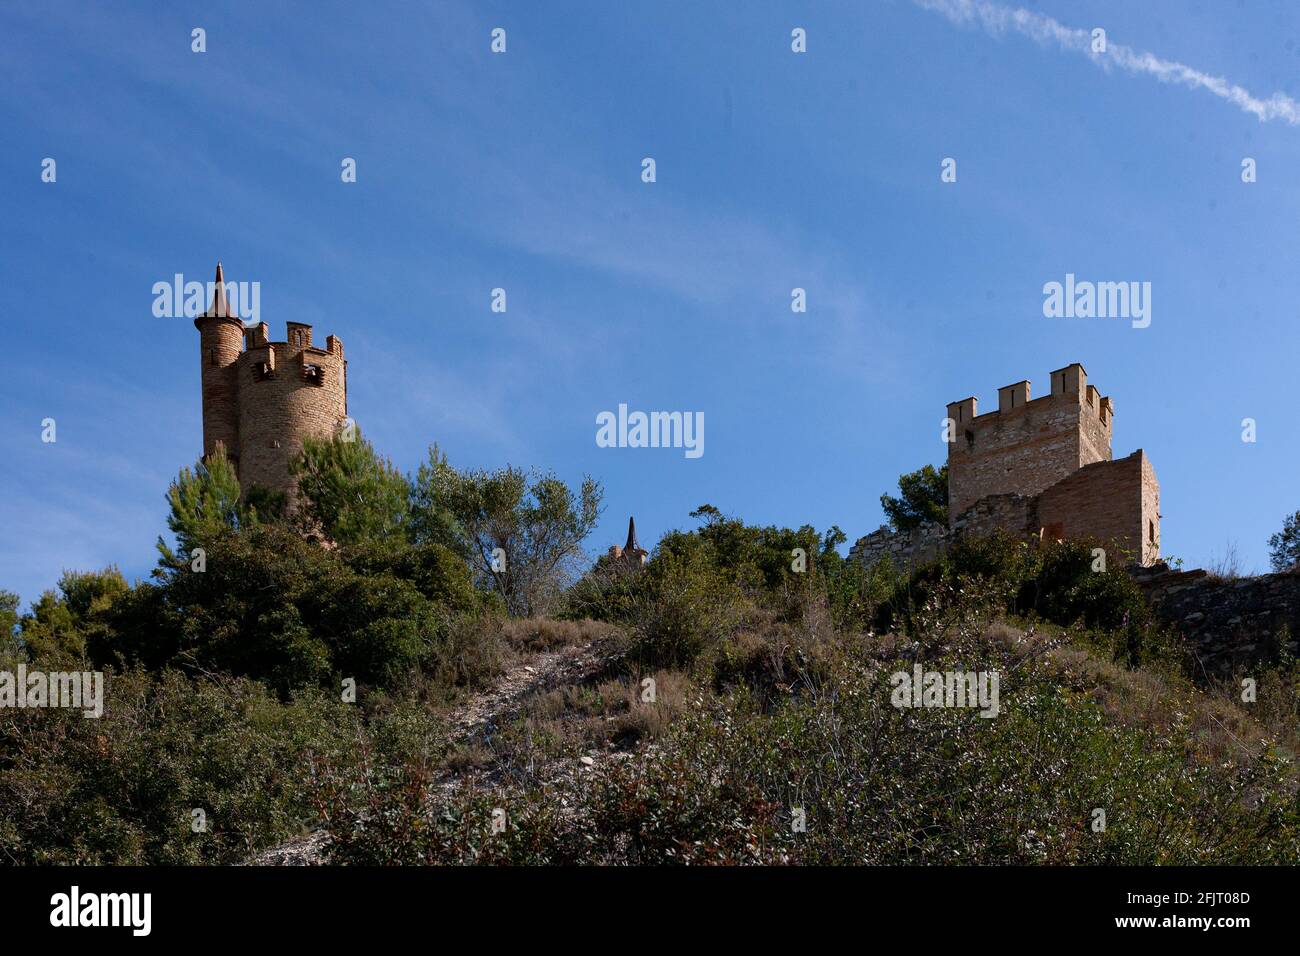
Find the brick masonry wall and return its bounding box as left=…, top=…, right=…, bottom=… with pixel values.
left=947, top=392, right=1091, bottom=520
left=1139, top=454, right=1160, bottom=565
left=851, top=466, right=1157, bottom=570
left=196, top=316, right=244, bottom=462
left=1132, top=564, right=1300, bottom=675
left=1078, top=394, right=1112, bottom=466
left=1037, top=451, right=1158, bottom=565
left=236, top=342, right=347, bottom=500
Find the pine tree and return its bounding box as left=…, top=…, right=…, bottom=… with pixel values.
left=1268, top=511, right=1300, bottom=572
left=160, top=444, right=245, bottom=561
left=880, top=463, right=949, bottom=531
left=291, top=432, right=411, bottom=547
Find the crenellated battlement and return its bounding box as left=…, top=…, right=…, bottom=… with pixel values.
left=947, top=364, right=1113, bottom=432
left=237, top=326, right=345, bottom=387
left=193, top=263, right=350, bottom=504
left=240, top=321, right=344, bottom=363
left=855, top=361, right=1160, bottom=570
left=945, top=363, right=1116, bottom=524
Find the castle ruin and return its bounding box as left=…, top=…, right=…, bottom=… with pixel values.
left=607, top=516, right=649, bottom=568
left=193, top=262, right=350, bottom=502
left=190, top=280, right=1157, bottom=572
left=852, top=363, right=1160, bottom=568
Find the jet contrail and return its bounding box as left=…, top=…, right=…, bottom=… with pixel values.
left=915, top=0, right=1300, bottom=125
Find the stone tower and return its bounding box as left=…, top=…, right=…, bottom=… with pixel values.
left=946, top=363, right=1113, bottom=520
left=193, top=262, right=349, bottom=502
left=194, top=262, right=244, bottom=466
left=945, top=363, right=1159, bottom=565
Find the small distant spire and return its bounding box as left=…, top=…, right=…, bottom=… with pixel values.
left=204, top=260, right=233, bottom=318
left=625, top=516, right=640, bottom=553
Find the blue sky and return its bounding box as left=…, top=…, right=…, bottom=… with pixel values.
left=2, top=0, right=1299, bottom=607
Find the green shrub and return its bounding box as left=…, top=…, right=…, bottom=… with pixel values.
left=11, top=569, right=129, bottom=666
left=0, top=669, right=370, bottom=864
left=559, top=555, right=645, bottom=623
left=872, top=534, right=1180, bottom=670
left=292, top=432, right=412, bottom=549
left=91, top=526, right=488, bottom=697
left=627, top=550, right=744, bottom=669
left=322, top=641, right=1299, bottom=865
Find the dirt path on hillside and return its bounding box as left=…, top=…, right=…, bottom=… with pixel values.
left=249, top=635, right=616, bottom=866
left=449, top=636, right=615, bottom=740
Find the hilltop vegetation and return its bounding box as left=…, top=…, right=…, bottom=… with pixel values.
left=1, top=440, right=1296, bottom=864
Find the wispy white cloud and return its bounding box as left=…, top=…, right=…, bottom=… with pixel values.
left=916, top=0, right=1300, bottom=125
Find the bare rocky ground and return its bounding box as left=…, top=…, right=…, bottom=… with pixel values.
left=248, top=632, right=618, bottom=865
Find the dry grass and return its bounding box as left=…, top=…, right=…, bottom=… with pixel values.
left=1206, top=540, right=1244, bottom=581
left=984, top=620, right=1027, bottom=651
left=1208, top=664, right=1300, bottom=757
left=1009, top=622, right=1298, bottom=772
left=497, top=617, right=620, bottom=654
left=609, top=670, right=692, bottom=740
left=442, top=742, right=494, bottom=773
left=486, top=670, right=693, bottom=771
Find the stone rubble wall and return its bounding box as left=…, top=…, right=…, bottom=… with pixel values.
left=848, top=494, right=1038, bottom=570
left=1130, top=564, right=1300, bottom=675
left=847, top=520, right=951, bottom=569
left=951, top=493, right=1037, bottom=539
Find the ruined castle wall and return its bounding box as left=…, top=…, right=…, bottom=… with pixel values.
left=1036, top=451, right=1157, bottom=565
left=852, top=456, right=1161, bottom=571
left=950, top=493, right=1038, bottom=539
left=848, top=521, right=950, bottom=569
left=861, top=365, right=1158, bottom=572
left=235, top=343, right=347, bottom=499
left=947, top=366, right=1119, bottom=526
left=947, top=394, right=1085, bottom=521
left=1078, top=398, right=1112, bottom=467
left=1132, top=565, right=1300, bottom=675
left=849, top=495, right=1041, bottom=570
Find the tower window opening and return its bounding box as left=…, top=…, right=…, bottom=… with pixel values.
left=1148, top=520, right=1155, bottom=544
left=304, top=363, right=326, bottom=386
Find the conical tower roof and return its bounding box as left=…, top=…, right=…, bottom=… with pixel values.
left=203, top=261, right=234, bottom=319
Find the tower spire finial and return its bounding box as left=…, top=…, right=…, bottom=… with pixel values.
left=205, top=260, right=232, bottom=318
left=625, top=516, right=640, bottom=553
